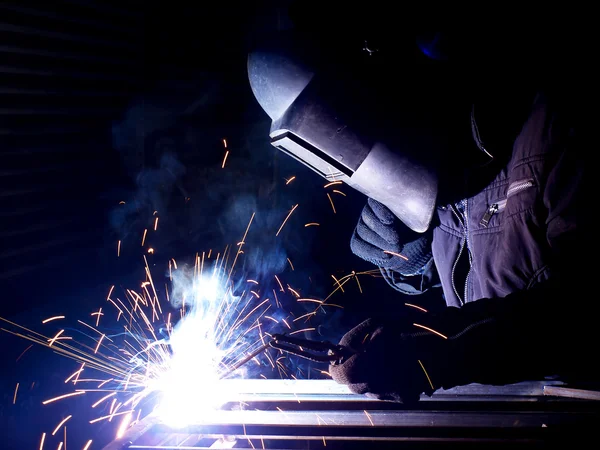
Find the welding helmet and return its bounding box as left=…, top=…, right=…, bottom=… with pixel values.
left=247, top=35, right=445, bottom=233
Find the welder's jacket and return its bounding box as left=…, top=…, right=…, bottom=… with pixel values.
left=379, top=88, right=592, bottom=385
left=383, top=90, right=582, bottom=304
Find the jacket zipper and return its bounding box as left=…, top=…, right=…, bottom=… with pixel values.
left=450, top=200, right=469, bottom=305
left=479, top=179, right=535, bottom=227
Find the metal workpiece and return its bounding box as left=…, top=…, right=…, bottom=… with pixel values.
left=103, top=380, right=600, bottom=449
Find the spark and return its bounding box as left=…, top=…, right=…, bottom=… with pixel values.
left=117, top=240, right=121, bottom=257
left=48, top=329, right=67, bottom=346
left=222, top=150, right=229, bottom=168
left=418, top=359, right=435, bottom=391
left=51, top=415, right=72, bottom=435
left=332, top=189, right=346, bottom=196
left=354, top=274, right=363, bottom=293
left=247, top=279, right=258, bottom=284
left=94, top=334, right=105, bottom=354
left=383, top=250, right=409, bottom=260
left=324, top=181, right=342, bottom=188
left=147, top=248, right=154, bottom=254
left=141, top=229, right=147, bottom=246
left=405, top=303, right=428, bottom=313
left=274, top=275, right=284, bottom=292
left=13, top=383, right=18, bottom=404
left=285, top=176, right=296, bottom=185
left=287, top=286, right=300, bottom=297
left=154, top=217, right=159, bottom=231
left=97, top=378, right=113, bottom=388
left=42, top=316, right=65, bottom=324
left=331, top=275, right=344, bottom=293
left=42, top=391, right=85, bottom=405
left=15, top=344, right=33, bottom=362
left=107, top=285, right=114, bottom=300
left=289, top=327, right=315, bottom=335
left=119, top=201, right=126, bottom=205
left=64, top=365, right=84, bottom=383
left=304, top=222, right=320, bottom=227
left=91, top=308, right=103, bottom=327
left=91, top=392, right=116, bottom=408
left=89, top=409, right=134, bottom=424
left=82, top=440, right=93, bottom=450
left=223, top=138, right=227, bottom=148
left=364, top=410, right=374, bottom=426
left=326, top=193, right=336, bottom=213
left=276, top=203, right=299, bottom=236
left=287, top=258, right=294, bottom=271
left=297, top=298, right=323, bottom=304
left=39, top=433, right=46, bottom=450
left=413, top=323, right=448, bottom=339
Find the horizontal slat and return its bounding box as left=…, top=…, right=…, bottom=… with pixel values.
left=0, top=125, right=101, bottom=136
left=0, top=107, right=125, bottom=115
left=0, top=65, right=136, bottom=81
left=0, top=218, right=76, bottom=239
left=0, top=86, right=131, bottom=96
left=0, top=45, right=136, bottom=66
left=0, top=23, right=137, bottom=50
left=0, top=4, right=137, bottom=35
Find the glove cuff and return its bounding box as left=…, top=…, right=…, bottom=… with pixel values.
left=389, top=234, right=433, bottom=275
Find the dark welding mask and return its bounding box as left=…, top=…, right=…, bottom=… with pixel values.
left=247, top=37, right=441, bottom=233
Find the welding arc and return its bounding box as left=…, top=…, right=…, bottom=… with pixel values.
left=219, top=341, right=272, bottom=379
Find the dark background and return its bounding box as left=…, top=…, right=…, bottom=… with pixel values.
left=0, top=1, right=591, bottom=448
left=0, top=1, right=422, bottom=448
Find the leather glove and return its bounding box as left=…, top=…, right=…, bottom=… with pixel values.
left=329, top=311, right=451, bottom=405
left=328, top=287, right=582, bottom=404
left=350, top=198, right=433, bottom=275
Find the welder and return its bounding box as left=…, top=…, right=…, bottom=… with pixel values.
left=247, top=30, right=593, bottom=404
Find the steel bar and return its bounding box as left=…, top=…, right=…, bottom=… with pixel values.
left=103, top=380, right=600, bottom=449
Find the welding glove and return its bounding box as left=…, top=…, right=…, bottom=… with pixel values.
left=328, top=287, right=584, bottom=404
left=350, top=198, right=433, bottom=275
left=328, top=313, right=448, bottom=405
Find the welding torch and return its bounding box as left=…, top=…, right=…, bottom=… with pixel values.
left=219, top=334, right=354, bottom=379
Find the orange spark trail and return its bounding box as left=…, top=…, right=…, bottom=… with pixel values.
left=383, top=250, right=408, bottom=260
left=42, top=316, right=64, bottom=324
left=413, top=323, right=448, bottom=339
left=276, top=204, right=298, bottom=236
left=405, top=303, right=428, bottom=313
left=42, top=391, right=85, bottom=405
left=326, top=193, right=336, bottom=213
left=52, top=415, right=72, bottom=435
left=222, top=150, right=229, bottom=168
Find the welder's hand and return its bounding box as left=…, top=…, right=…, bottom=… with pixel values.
left=329, top=316, right=448, bottom=404
left=350, top=198, right=432, bottom=274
